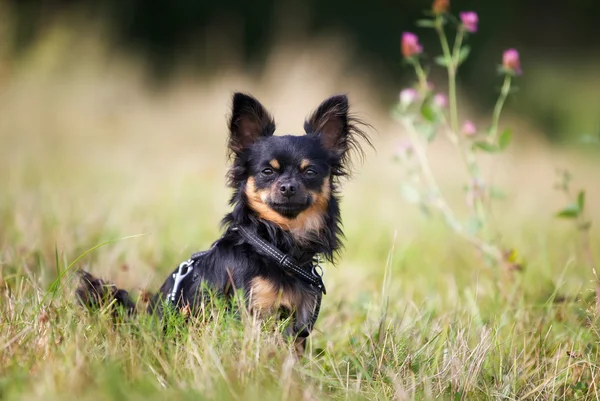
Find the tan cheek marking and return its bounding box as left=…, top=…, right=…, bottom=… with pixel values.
left=246, top=177, right=271, bottom=205
left=246, top=177, right=294, bottom=228
left=300, top=159, right=310, bottom=170
left=249, top=277, right=297, bottom=312
left=246, top=177, right=332, bottom=241
left=269, top=159, right=280, bottom=170
left=289, top=176, right=331, bottom=238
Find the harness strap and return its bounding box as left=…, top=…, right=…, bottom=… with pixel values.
left=232, top=224, right=326, bottom=295
left=306, top=293, right=322, bottom=337
left=170, top=224, right=326, bottom=335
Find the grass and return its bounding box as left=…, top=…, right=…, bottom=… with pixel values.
left=2, top=20, right=600, bottom=400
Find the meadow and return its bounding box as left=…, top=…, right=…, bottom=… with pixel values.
left=1, top=21, right=600, bottom=400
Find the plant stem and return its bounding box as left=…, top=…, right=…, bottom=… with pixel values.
left=436, top=21, right=473, bottom=174
left=436, top=23, right=489, bottom=231
left=451, top=28, right=465, bottom=66
left=435, top=21, right=469, bottom=167
left=581, top=230, right=600, bottom=315
left=577, top=213, right=600, bottom=315
left=436, top=19, right=459, bottom=135
left=401, top=117, right=503, bottom=265
left=562, top=186, right=599, bottom=314
left=402, top=117, right=461, bottom=232
left=448, top=28, right=464, bottom=136
left=490, top=75, right=512, bottom=141
left=412, top=60, right=429, bottom=93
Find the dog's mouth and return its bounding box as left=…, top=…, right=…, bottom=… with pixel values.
left=268, top=200, right=311, bottom=218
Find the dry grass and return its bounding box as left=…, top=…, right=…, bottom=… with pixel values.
left=1, top=16, right=600, bottom=400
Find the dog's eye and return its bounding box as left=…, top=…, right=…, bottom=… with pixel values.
left=261, top=168, right=274, bottom=176
left=304, top=168, right=317, bottom=177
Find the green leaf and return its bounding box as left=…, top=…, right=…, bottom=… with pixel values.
left=400, top=184, right=421, bottom=204
left=417, top=124, right=437, bottom=142
left=555, top=204, right=580, bottom=219
left=570, top=382, right=588, bottom=392
left=416, top=19, right=436, bottom=28
left=420, top=103, right=436, bottom=123
left=473, top=141, right=499, bottom=153
left=577, top=190, right=585, bottom=212
left=465, top=217, right=483, bottom=235
left=434, top=56, right=451, bottom=67
left=490, top=186, right=507, bottom=199
left=498, top=129, right=512, bottom=151
left=456, top=45, right=471, bottom=66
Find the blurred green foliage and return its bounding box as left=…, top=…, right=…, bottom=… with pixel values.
left=6, top=0, right=600, bottom=141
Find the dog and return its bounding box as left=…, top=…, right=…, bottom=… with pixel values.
left=76, top=92, right=370, bottom=352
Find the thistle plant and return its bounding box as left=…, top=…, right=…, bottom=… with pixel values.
left=392, top=1, right=522, bottom=269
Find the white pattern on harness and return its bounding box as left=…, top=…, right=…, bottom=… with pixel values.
left=168, top=259, right=194, bottom=303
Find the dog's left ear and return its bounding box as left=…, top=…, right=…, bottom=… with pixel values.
left=228, top=92, right=275, bottom=157
left=304, top=95, right=352, bottom=157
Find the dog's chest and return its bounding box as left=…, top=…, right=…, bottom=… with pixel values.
left=248, top=276, right=315, bottom=316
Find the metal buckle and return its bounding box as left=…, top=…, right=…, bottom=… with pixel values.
left=311, top=256, right=324, bottom=278
left=168, top=259, right=194, bottom=303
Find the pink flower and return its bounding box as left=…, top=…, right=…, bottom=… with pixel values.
left=399, top=88, right=419, bottom=106
left=503, top=49, right=522, bottom=75
left=433, top=93, right=448, bottom=108
left=460, top=12, right=478, bottom=33
left=462, top=120, right=477, bottom=136
left=402, top=32, right=423, bottom=58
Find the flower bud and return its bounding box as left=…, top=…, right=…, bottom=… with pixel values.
left=402, top=32, right=423, bottom=59
left=502, top=49, right=522, bottom=75
left=459, top=11, right=478, bottom=33
left=399, top=88, right=418, bottom=106
left=432, top=0, right=449, bottom=14
left=433, top=93, right=448, bottom=108
left=462, top=120, right=477, bottom=136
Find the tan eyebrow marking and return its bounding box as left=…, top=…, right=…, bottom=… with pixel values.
left=300, top=159, right=310, bottom=170
left=269, top=159, right=280, bottom=169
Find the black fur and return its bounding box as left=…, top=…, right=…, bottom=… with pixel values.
left=76, top=92, right=371, bottom=351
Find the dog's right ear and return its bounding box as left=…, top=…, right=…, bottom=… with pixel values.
left=228, top=93, right=275, bottom=157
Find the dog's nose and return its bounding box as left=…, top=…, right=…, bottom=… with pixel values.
left=279, top=183, right=296, bottom=198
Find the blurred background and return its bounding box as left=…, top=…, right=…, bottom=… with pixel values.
left=0, top=0, right=599, bottom=292
left=3, top=0, right=600, bottom=141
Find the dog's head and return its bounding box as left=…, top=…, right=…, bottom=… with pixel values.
left=225, top=92, right=370, bottom=248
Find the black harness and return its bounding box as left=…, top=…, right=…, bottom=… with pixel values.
left=233, top=225, right=326, bottom=294
left=168, top=224, right=326, bottom=336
